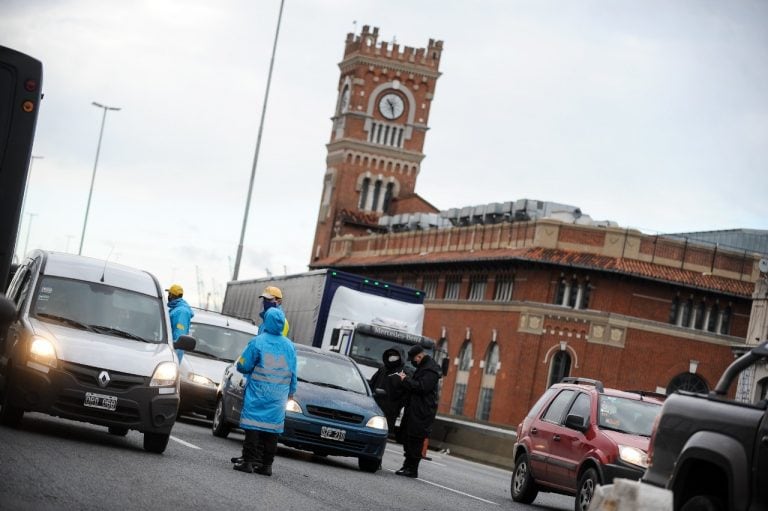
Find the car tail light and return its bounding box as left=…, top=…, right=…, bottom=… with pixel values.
left=646, top=411, right=662, bottom=466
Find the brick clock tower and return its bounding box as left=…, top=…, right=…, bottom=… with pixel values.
left=311, top=26, right=443, bottom=263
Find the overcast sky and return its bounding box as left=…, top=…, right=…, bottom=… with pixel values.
left=3, top=0, right=767, bottom=309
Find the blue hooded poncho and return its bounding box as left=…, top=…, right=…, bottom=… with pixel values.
left=236, top=307, right=297, bottom=433
left=168, top=297, right=194, bottom=361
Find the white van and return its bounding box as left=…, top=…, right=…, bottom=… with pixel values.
left=0, top=250, right=194, bottom=453
left=179, top=309, right=258, bottom=419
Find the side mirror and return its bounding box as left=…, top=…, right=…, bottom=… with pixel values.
left=174, top=334, right=196, bottom=352
left=0, top=296, right=15, bottom=327
left=565, top=413, right=589, bottom=432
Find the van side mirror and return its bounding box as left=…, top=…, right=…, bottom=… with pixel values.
left=565, top=413, right=589, bottom=432
left=174, top=334, right=196, bottom=352
left=0, top=296, right=15, bottom=327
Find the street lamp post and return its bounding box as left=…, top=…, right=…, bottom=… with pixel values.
left=14, top=155, right=43, bottom=261
left=22, top=212, right=37, bottom=257
left=232, top=0, right=286, bottom=281
left=79, top=101, right=121, bottom=255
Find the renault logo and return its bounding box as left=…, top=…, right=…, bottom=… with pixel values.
left=97, top=370, right=111, bottom=388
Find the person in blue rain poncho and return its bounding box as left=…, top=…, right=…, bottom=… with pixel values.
left=231, top=307, right=297, bottom=476
left=166, top=283, right=194, bottom=362
left=258, top=285, right=290, bottom=336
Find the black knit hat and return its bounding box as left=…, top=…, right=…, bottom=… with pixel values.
left=407, top=344, right=424, bottom=361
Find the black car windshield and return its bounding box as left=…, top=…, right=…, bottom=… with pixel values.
left=189, top=322, right=255, bottom=361
left=598, top=395, right=662, bottom=436
left=297, top=351, right=367, bottom=394
left=348, top=331, right=432, bottom=367
left=32, top=276, right=166, bottom=343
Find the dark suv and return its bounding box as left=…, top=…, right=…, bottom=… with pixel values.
left=511, top=377, right=665, bottom=511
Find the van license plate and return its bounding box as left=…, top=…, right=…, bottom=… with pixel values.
left=320, top=426, right=346, bottom=441
left=84, top=392, right=117, bottom=411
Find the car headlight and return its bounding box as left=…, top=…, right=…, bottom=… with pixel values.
left=29, top=337, right=58, bottom=368
left=618, top=444, right=648, bottom=468
left=150, top=362, right=178, bottom=387
left=188, top=372, right=215, bottom=387
left=285, top=398, right=303, bottom=414
left=366, top=415, right=388, bottom=430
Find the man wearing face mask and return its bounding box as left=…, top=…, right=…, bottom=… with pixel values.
left=395, top=344, right=442, bottom=478
left=367, top=347, right=409, bottom=437
left=259, top=286, right=289, bottom=336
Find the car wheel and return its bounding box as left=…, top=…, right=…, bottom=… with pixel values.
left=0, top=366, right=24, bottom=428
left=576, top=468, right=600, bottom=511
left=108, top=426, right=129, bottom=436
left=358, top=456, right=380, bottom=473
left=680, top=496, right=726, bottom=511
left=212, top=397, right=231, bottom=438
left=510, top=452, right=538, bottom=504
left=143, top=432, right=170, bottom=454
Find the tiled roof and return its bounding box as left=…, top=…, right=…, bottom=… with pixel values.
left=312, top=246, right=754, bottom=298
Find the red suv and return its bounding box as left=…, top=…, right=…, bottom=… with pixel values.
left=511, top=378, right=665, bottom=511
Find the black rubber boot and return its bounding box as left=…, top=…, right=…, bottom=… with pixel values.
left=233, top=461, right=256, bottom=473
left=254, top=464, right=272, bottom=476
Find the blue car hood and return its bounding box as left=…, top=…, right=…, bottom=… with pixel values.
left=294, top=381, right=383, bottom=417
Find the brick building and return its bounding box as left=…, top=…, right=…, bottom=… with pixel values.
left=308, top=26, right=763, bottom=428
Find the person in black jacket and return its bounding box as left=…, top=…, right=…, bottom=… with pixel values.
left=395, top=344, right=442, bottom=478
left=368, top=347, right=409, bottom=436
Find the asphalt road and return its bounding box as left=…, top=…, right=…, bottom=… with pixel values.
left=0, top=412, right=574, bottom=511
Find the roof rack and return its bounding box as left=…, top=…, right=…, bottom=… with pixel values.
left=559, top=377, right=604, bottom=393
left=623, top=390, right=667, bottom=401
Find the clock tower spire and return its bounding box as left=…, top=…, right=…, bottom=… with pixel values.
left=311, top=25, right=443, bottom=263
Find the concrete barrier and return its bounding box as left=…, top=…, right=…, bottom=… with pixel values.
left=428, top=414, right=517, bottom=469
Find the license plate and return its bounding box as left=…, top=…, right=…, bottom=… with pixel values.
left=84, top=392, right=117, bottom=411
left=320, top=426, right=346, bottom=442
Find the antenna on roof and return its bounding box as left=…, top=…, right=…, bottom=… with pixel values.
left=100, top=244, right=115, bottom=283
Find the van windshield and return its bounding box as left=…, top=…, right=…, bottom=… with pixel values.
left=188, top=322, right=254, bottom=361
left=32, top=276, right=166, bottom=343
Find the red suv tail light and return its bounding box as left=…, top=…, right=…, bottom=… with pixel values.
left=646, top=410, right=662, bottom=466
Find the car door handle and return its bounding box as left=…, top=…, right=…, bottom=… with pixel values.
left=553, top=434, right=561, bottom=442
left=531, top=427, right=538, bottom=435
left=762, top=435, right=768, bottom=447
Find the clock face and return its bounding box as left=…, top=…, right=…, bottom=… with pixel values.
left=378, top=93, right=404, bottom=120
left=340, top=86, right=350, bottom=113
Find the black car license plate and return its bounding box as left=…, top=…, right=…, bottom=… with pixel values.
left=320, top=426, right=346, bottom=442
left=84, top=392, right=117, bottom=411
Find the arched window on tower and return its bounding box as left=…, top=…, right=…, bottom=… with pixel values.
left=371, top=180, right=382, bottom=211
left=359, top=177, right=370, bottom=209
left=476, top=342, right=499, bottom=421
left=547, top=350, right=571, bottom=387
left=382, top=182, right=395, bottom=213
left=450, top=340, right=472, bottom=416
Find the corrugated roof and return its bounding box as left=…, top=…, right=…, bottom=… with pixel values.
left=312, top=246, right=754, bottom=298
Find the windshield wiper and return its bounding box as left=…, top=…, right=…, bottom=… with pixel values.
left=351, top=355, right=381, bottom=366
left=194, top=350, right=231, bottom=362
left=309, top=381, right=352, bottom=392
left=37, top=313, right=95, bottom=332
left=89, top=325, right=152, bottom=343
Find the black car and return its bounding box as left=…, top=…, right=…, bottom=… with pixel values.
left=212, top=344, right=389, bottom=472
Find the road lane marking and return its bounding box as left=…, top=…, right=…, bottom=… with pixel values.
left=384, top=469, right=499, bottom=505
left=170, top=435, right=201, bottom=449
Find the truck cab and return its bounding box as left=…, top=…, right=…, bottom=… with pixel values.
left=328, top=320, right=446, bottom=378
